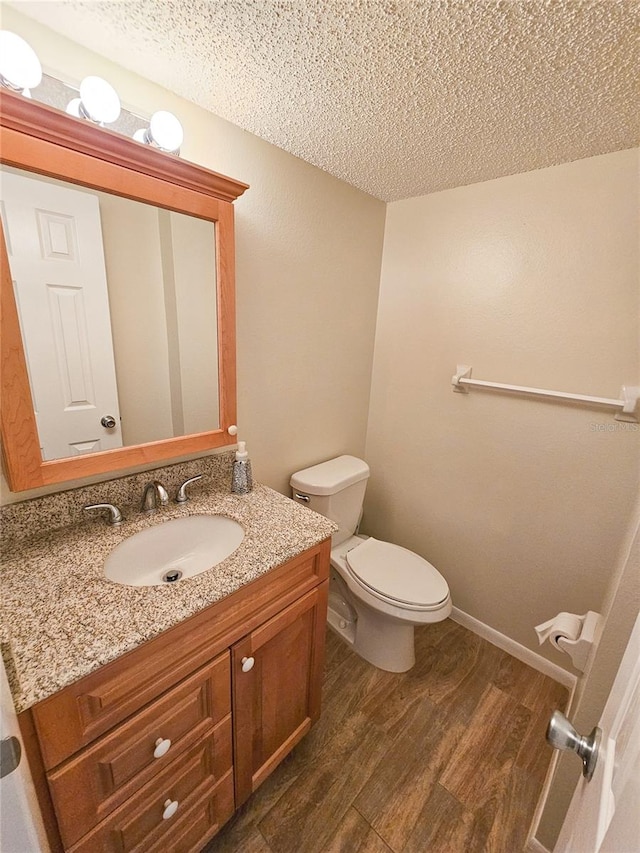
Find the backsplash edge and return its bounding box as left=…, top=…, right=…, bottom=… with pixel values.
left=0, top=451, right=236, bottom=545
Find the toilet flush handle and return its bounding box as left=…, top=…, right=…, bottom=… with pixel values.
left=294, top=493, right=310, bottom=503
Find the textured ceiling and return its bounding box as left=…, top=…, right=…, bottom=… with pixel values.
left=9, top=0, right=640, bottom=201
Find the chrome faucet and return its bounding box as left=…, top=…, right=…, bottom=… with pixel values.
left=141, top=480, right=169, bottom=513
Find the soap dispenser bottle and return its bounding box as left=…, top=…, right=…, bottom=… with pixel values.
left=231, top=441, right=253, bottom=494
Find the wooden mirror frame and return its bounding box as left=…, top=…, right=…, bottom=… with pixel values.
left=0, top=91, right=248, bottom=492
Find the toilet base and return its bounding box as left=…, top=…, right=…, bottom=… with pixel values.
left=327, top=573, right=416, bottom=672
left=327, top=588, right=356, bottom=646
left=353, top=605, right=416, bottom=672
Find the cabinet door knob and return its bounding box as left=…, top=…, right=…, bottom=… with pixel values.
left=153, top=737, right=171, bottom=758
left=241, top=656, right=255, bottom=672
left=162, top=799, right=179, bottom=820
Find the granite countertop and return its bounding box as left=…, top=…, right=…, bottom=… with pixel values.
left=1, top=483, right=336, bottom=713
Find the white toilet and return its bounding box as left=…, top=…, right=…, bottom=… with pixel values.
left=290, top=455, right=452, bottom=672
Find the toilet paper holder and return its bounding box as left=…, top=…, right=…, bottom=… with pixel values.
left=535, top=611, right=601, bottom=672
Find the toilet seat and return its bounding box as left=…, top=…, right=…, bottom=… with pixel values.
left=345, top=538, right=449, bottom=609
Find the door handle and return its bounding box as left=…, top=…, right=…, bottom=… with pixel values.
left=0, top=735, right=22, bottom=779
left=546, top=710, right=601, bottom=781
left=101, top=415, right=117, bottom=429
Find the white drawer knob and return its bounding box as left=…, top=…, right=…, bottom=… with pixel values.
left=162, top=799, right=179, bottom=820
left=241, top=656, right=255, bottom=672
left=153, top=738, right=171, bottom=759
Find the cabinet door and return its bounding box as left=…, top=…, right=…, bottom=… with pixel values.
left=232, top=581, right=328, bottom=806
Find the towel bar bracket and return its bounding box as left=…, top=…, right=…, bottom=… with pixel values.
left=451, top=365, right=473, bottom=393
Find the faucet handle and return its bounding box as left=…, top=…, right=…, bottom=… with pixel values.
left=175, top=475, right=203, bottom=504
left=84, top=503, right=123, bottom=526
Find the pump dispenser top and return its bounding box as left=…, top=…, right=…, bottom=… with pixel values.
left=235, top=441, right=248, bottom=461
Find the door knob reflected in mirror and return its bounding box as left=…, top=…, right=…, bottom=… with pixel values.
left=546, top=710, right=601, bottom=781
left=101, top=415, right=117, bottom=429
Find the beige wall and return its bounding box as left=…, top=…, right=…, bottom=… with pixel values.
left=364, top=149, right=640, bottom=669
left=0, top=7, right=386, bottom=502
left=105, top=201, right=218, bottom=444
left=99, top=193, right=174, bottom=446
left=168, top=212, right=219, bottom=435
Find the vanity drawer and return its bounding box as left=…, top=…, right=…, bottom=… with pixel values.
left=68, top=723, right=233, bottom=853
left=142, top=771, right=234, bottom=853
left=33, top=637, right=230, bottom=771
left=48, top=654, right=230, bottom=848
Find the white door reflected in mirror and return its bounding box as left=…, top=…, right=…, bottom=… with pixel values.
left=0, top=166, right=220, bottom=460
left=1, top=170, right=122, bottom=461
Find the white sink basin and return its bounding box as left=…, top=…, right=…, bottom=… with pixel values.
left=104, top=515, right=244, bottom=587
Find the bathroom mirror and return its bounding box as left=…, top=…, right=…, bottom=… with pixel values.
left=0, top=91, right=248, bottom=491
left=2, top=166, right=220, bottom=460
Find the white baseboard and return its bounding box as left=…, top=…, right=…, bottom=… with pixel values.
left=450, top=606, right=577, bottom=690
left=525, top=837, right=551, bottom=853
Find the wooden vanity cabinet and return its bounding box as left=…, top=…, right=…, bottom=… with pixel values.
left=19, top=539, right=330, bottom=853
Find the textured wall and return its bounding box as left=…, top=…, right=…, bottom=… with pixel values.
left=364, top=148, right=640, bottom=669
left=0, top=7, right=386, bottom=502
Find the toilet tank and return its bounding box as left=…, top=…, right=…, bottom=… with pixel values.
left=290, top=455, right=370, bottom=546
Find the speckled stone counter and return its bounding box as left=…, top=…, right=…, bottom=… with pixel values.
left=1, top=457, right=335, bottom=714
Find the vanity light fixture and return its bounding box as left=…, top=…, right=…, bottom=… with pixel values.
left=0, top=31, right=42, bottom=97
left=0, top=42, right=180, bottom=153
left=134, top=110, right=184, bottom=154
left=66, top=75, right=121, bottom=125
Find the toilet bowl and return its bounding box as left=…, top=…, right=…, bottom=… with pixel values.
left=290, top=456, right=452, bottom=672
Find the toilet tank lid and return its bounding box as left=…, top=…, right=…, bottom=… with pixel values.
left=290, top=455, right=370, bottom=496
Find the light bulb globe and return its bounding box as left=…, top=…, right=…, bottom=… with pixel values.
left=78, top=76, right=121, bottom=124
left=0, top=31, right=42, bottom=92
left=149, top=111, right=184, bottom=152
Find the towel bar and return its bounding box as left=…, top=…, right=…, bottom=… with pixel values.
left=451, top=365, right=639, bottom=422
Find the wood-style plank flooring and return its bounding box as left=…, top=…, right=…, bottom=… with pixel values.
left=204, top=619, right=568, bottom=853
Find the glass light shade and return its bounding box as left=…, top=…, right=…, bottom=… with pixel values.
left=135, top=111, right=184, bottom=153
left=66, top=76, right=121, bottom=124
left=65, top=97, right=83, bottom=118
left=0, top=31, right=42, bottom=94
left=150, top=111, right=184, bottom=152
